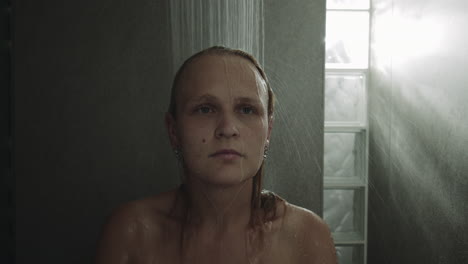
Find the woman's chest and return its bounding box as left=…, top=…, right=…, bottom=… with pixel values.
left=133, top=230, right=293, bottom=264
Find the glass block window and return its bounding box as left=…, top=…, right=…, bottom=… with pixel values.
left=324, top=188, right=365, bottom=239
left=326, top=11, right=369, bottom=68
left=325, top=73, right=366, bottom=124
left=324, top=1, right=370, bottom=264
left=327, top=0, right=370, bottom=10
left=335, top=246, right=365, bottom=264
left=324, top=132, right=365, bottom=180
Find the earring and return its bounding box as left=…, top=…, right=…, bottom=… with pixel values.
left=174, top=148, right=183, bottom=162
left=264, top=145, right=269, bottom=160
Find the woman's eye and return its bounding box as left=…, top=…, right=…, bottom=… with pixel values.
left=196, top=106, right=214, bottom=114
left=240, top=106, right=255, bottom=114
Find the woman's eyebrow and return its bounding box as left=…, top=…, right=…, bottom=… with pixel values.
left=235, top=97, right=262, bottom=105
left=190, top=94, right=219, bottom=103
left=189, top=94, right=262, bottom=106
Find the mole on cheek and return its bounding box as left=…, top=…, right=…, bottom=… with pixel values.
left=202, top=139, right=206, bottom=143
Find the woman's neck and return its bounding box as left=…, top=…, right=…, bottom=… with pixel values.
left=183, top=176, right=254, bottom=233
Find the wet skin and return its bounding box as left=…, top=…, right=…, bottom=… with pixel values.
left=95, top=190, right=337, bottom=264
left=171, top=54, right=271, bottom=187
left=95, top=55, right=337, bottom=264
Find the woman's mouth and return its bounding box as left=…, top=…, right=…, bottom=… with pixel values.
left=210, top=149, right=242, bottom=160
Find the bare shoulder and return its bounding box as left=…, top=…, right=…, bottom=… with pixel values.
left=281, top=202, right=337, bottom=264
left=106, top=188, right=182, bottom=231
left=282, top=202, right=328, bottom=235
left=95, top=189, right=182, bottom=264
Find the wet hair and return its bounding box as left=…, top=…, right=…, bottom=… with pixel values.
left=167, top=46, right=279, bottom=228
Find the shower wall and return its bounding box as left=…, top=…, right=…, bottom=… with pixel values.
left=263, top=0, right=326, bottom=213
left=368, top=0, right=468, bottom=263
left=1, top=0, right=12, bottom=262
left=14, top=1, right=175, bottom=263
left=13, top=0, right=326, bottom=263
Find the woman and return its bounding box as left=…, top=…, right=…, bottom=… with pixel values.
left=95, top=46, right=337, bottom=264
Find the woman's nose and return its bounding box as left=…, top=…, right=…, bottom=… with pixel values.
left=215, top=113, right=239, bottom=139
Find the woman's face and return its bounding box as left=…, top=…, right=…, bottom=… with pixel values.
left=167, top=54, right=272, bottom=186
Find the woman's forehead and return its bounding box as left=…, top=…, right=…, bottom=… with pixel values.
left=178, top=54, right=268, bottom=101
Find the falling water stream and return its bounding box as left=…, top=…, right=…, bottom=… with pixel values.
left=169, top=0, right=264, bottom=73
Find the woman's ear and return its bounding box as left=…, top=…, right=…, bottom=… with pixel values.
left=165, top=112, right=179, bottom=148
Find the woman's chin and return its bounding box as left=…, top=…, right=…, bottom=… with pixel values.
left=191, top=170, right=255, bottom=187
